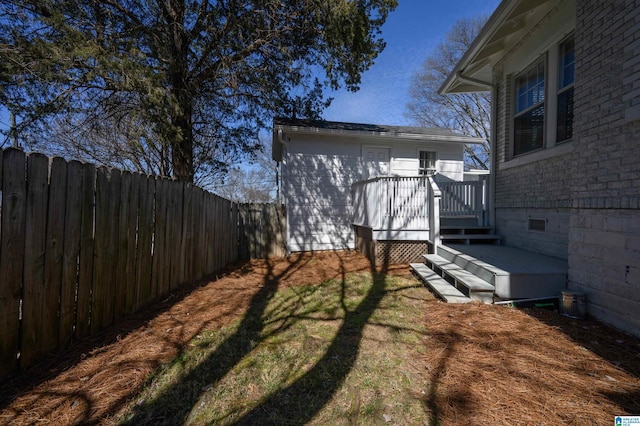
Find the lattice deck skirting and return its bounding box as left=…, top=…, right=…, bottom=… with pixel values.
left=375, top=240, right=429, bottom=266
left=354, top=225, right=429, bottom=266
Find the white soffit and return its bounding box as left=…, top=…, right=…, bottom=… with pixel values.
left=440, top=0, right=557, bottom=94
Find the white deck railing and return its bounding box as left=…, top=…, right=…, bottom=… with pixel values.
left=438, top=176, right=488, bottom=225
left=352, top=176, right=438, bottom=239
left=351, top=175, right=488, bottom=246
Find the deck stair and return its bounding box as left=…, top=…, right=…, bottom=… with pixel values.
left=423, top=254, right=495, bottom=303
left=439, top=216, right=501, bottom=245
left=412, top=242, right=569, bottom=304
left=410, top=263, right=472, bottom=303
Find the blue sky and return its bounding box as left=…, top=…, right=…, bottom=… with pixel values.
left=322, top=0, right=501, bottom=126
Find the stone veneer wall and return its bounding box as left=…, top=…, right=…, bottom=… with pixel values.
left=568, top=0, right=640, bottom=336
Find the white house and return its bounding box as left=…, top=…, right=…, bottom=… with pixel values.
left=272, top=118, right=485, bottom=253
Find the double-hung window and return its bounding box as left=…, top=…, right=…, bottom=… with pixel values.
left=556, top=37, right=574, bottom=142
left=514, top=60, right=545, bottom=156
left=512, top=35, right=575, bottom=157
left=418, top=151, right=436, bottom=176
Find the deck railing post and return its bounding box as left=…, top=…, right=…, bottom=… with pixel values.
left=428, top=176, right=441, bottom=253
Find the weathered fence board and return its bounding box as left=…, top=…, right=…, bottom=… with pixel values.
left=76, top=162, right=96, bottom=338
left=20, top=153, right=49, bottom=368
left=115, top=171, right=132, bottom=320
left=93, top=167, right=122, bottom=332
left=180, top=184, right=192, bottom=284
left=43, top=158, right=67, bottom=353
left=152, top=178, right=168, bottom=298
left=238, top=203, right=286, bottom=260
left=168, top=180, right=183, bottom=290
left=124, top=172, right=140, bottom=315
left=60, top=160, right=83, bottom=347
left=136, top=176, right=154, bottom=309
left=0, top=148, right=27, bottom=377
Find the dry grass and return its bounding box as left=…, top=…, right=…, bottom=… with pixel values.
left=1, top=250, right=639, bottom=425
left=422, top=303, right=640, bottom=425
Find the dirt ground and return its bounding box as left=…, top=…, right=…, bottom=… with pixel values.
left=1, top=250, right=639, bottom=425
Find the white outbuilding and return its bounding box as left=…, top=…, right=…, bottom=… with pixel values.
left=272, top=118, right=485, bottom=253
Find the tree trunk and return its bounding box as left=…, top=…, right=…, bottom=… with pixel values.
left=166, top=0, right=194, bottom=182
left=171, top=104, right=194, bottom=182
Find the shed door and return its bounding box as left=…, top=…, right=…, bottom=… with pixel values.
left=363, top=146, right=390, bottom=178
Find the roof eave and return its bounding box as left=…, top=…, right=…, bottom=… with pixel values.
left=439, top=0, right=513, bottom=95
left=273, top=123, right=486, bottom=145
left=440, top=0, right=556, bottom=95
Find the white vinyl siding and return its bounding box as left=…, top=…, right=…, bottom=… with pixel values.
left=281, top=134, right=465, bottom=252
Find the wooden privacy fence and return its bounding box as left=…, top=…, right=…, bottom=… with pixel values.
left=0, top=148, right=238, bottom=378
left=238, top=203, right=286, bottom=259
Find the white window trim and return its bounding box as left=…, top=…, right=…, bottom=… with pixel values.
left=418, top=150, right=437, bottom=176
left=512, top=56, right=547, bottom=157
left=555, top=34, right=575, bottom=144
left=508, top=32, right=575, bottom=162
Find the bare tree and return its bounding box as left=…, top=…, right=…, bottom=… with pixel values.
left=211, top=137, right=277, bottom=202
left=406, top=16, right=490, bottom=170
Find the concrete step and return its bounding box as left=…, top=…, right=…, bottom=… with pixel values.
left=424, top=254, right=495, bottom=304
left=436, top=244, right=499, bottom=284
left=439, top=234, right=501, bottom=244
left=410, top=263, right=472, bottom=304
left=440, top=216, right=479, bottom=227
left=440, top=226, right=494, bottom=232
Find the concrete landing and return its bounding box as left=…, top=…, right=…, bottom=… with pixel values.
left=440, top=244, right=568, bottom=299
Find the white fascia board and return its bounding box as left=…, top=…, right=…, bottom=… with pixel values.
left=439, top=0, right=525, bottom=95
left=274, top=124, right=486, bottom=145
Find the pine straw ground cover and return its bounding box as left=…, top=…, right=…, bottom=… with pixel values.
left=0, top=251, right=638, bottom=425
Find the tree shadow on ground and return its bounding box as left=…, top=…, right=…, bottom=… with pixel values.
left=525, top=308, right=640, bottom=379
left=524, top=307, right=640, bottom=415
left=122, top=252, right=391, bottom=425
left=230, top=258, right=389, bottom=425
left=120, top=253, right=314, bottom=425
left=0, top=264, right=237, bottom=412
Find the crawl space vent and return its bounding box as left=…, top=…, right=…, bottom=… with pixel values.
left=528, top=218, right=547, bottom=232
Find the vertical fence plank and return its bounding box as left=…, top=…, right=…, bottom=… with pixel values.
left=160, top=179, right=172, bottom=292
left=163, top=180, right=175, bottom=290
left=205, top=192, right=215, bottom=273
left=114, top=171, right=132, bottom=319
left=20, top=153, right=48, bottom=369
left=76, top=162, right=95, bottom=338
left=192, top=188, right=203, bottom=279
left=92, top=167, right=121, bottom=333
left=41, top=157, right=67, bottom=357
left=60, top=160, right=83, bottom=347
left=0, top=146, right=24, bottom=369
left=124, top=172, right=140, bottom=314
left=180, top=184, right=192, bottom=283
left=136, top=176, right=154, bottom=308
left=151, top=178, right=166, bottom=298
left=168, top=181, right=183, bottom=289
left=0, top=148, right=26, bottom=378
left=237, top=203, right=285, bottom=260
